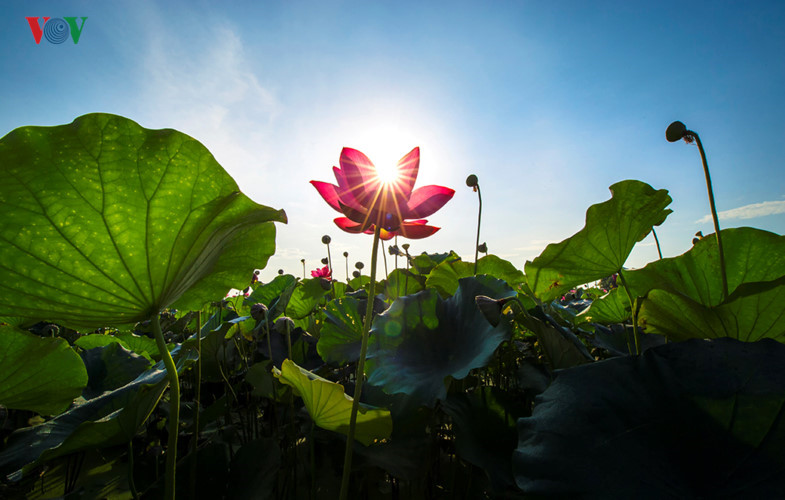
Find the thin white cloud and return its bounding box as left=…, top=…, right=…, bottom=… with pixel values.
left=132, top=12, right=279, bottom=203
left=697, top=200, right=785, bottom=223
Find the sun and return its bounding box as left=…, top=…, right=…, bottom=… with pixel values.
left=375, top=162, right=400, bottom=185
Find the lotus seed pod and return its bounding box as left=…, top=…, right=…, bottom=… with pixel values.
left=250, top=303, right=268, bottom=321
left=402, top=243, right=410, bottom=251
left=466, top=174, right=478, bottom=187
left=343, top=251, right=348, bottom=257
left=278, top=269, right=284, bottom=275
left=666, top=121, right=688, bottom=142
left=478, top=242, right=488, bottom=253
left=353, top=270, right=360, bottom=278
left=274, top=316, right=295, bottom=333
left=321, top=257, right=329, bottom=265
left=355, top=261, right=364, bottom=270
left=322, top=235, right=331, bottom=244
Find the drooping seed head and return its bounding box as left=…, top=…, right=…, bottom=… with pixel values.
left=466, top=174, right=479, bottom=188
left=250, top=303, right=268, bottom=321
left=321, top=257, right=328, bottom=265
left=666, top=121, right=688, bottom=143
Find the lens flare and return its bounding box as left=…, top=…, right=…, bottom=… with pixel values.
left=375, top=163, right=400, bottom=184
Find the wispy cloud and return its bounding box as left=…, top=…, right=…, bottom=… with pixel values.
left=697, top=200, right=785, bottom=223
left=131, top=10, right=279, bottom=202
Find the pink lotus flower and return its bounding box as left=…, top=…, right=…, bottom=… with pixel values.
left=311, top=147, right=454, bottom=239
left=311, top=265, right=332, bottom=280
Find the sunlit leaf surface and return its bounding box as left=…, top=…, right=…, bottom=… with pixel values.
left=0, top=325, right=87, bottom=415
left=0, top=113, right=286, bottom=327
left=628, top=227, right=785, bottom=341
left=525, top=180, right=671, bottom=302
left=274, top=359, right=392, bottom=446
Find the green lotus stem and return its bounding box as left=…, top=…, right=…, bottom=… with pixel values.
left=694, top=133, right=728, bottom=300
left=190, top=311, right=202, bottom=500
left=616, top=272, right=640, bottom=355
left=152, top=312, right=180, bottom=500
left=651, top=228, right=663, bottom=260
left=667, top=121, right=728, bottom=300
left=128, top=440, right=139, bottom=500
left=466, top=175, right=482, bottom=275
left=339, top=220, right=382, bottom=500
left=264, top=319, right=273, bottom=366
left=381, top=239, right=388, bottom=278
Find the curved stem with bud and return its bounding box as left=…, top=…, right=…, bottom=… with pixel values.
left=666, top=121, right=728, bottom=300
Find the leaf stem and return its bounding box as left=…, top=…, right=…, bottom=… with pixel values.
left=651, top=228, right=663, bottom=260
left=339, top=221, right=382, bottom=500
left=692, top=132, right=728, bottom=300
left=616, top=272, right=640, bottom=355
left=473, top=184, right=483, bottom=275
left=190, top=311, right=202, bottom=500
left=152, top=312, right=180, bottom=500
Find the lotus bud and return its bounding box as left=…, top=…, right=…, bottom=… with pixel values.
left=478, top=242, right=487, bottom=253
left=665, top=121, right=688, bottom=143
left=274, top=316, right=295, bottom=334
left=250, top=303, right=268, bottom=321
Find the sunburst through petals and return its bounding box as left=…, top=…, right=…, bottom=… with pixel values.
left=311, top=147, right=454, bottom=239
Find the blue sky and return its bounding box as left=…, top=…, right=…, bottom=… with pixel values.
left=2, top=1, right=784, bottom=284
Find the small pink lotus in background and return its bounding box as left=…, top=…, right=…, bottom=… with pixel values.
left=311, top=265, right=332, bottom=280
left=311, top=147, right=454, bottom=239
left=226, top=286, right=253, bottom=298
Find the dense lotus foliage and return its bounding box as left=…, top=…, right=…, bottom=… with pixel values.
left=1, top=113, right=784, bottom=498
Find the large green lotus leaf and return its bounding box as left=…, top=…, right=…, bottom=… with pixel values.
left=640, top=281, right=785, bottom=342
left=384, top=268, right=426, bottom=301
left=317, top=296, right=364, bottom=364
left=365, top=276, right=515, bottom=406
left=426, top=254, right=526, bottom=298
left=0, top=347, right=197, bottom=480
left=514, top=308, right=594, bottom=370
left=243, top=274, right=298, bottom=322
left=626, top=228, right=785, bottom=341
left=576, top=287, right=631, bottom=325
left=409, top=251, right=459, bottom=275
left=79, top=343, right=152, bottom=399
left=0, top=325, right=87, bottom=415
left=113, top=330, right=161, bottom=361
left=0, top=113, right=286, bottom=328
left=514, top=338, right=785, bottom=497
left=525, top=180, right=671, bottom=302
left=628, top=227, right=785, bottom=307
left=287, top=278, right=330, bottom=319
left=273, top=359, right=392, bottom=446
